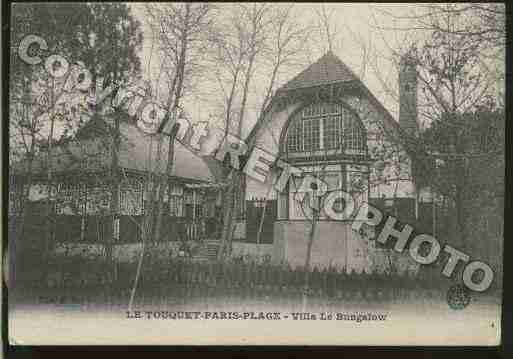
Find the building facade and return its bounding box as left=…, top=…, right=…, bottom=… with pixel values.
left=244, top=51, right=421, bottom=273
left=10, top=115, right=225, bottom=262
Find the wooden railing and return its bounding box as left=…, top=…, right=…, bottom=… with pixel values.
left=17, top=214, right=223, bottom=243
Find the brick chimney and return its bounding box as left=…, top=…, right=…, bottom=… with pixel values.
left=399, top=54, right=418, bottom=136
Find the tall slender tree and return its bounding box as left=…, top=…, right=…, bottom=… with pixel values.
left=9, top=3, right=143, bottom=276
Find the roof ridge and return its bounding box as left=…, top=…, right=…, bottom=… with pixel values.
left=278, top=51, right=360, bottom=92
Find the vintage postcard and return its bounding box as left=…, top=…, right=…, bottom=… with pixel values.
left=6, top=2, right=504, bottom=345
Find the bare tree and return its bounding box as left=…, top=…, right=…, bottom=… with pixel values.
left=123, top=3, right=215, bottom=308
left=368, top=3, right=504, bottom=249
left=375, top=4, right=505, bottom=51
left=210, top=4, right=273, bottom=260
left=315, top=4, right=338, bottom=53
left=240, top=4, right=312, bottom=251
left=143, top=3, right=214, bottom=245
left=208, top=4, right=312, bottom=261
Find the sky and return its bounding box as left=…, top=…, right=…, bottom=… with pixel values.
left=16, top=3, right=503, bottom=152
left=129, top=3, right=423, bottom=138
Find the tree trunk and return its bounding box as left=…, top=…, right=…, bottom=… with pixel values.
left=304, top=210, right=318, bottom=274
left=455, top=184, right=466, bottom=247
left=302, top=209, right=318, bottom=311
left=153, top=125, right=179, bottom=243
left=15, top=79, right=37, bottom=245
left=43, top=80, right=57, bottom=279
left=217, top=174, right=237, bottom=260
left=15, top=153, right=34, bottom=245
left=106, top=113, right=121, bottom=279
left=152, top=4, right=189, bottom=244
left=454, top=156, right=468, bottom=248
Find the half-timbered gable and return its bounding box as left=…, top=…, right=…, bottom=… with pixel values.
left=244, top=51, right=420, bottom=273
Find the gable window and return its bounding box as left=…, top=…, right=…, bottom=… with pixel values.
left=286, top=120, right=302, bottom=152
left=324, top=115, right=342, bottom=149
left=303, top=117, right=321, bottom=151
left=285, top=102, right=367, bottom=155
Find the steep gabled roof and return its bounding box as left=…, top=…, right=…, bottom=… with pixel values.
left=246, top=51, right=405, bottom=147
left=12, top=116, right=223, bottom=184
left=116, top=120, right=221, bottom=183
left=277, top=50, right=360, bottom=92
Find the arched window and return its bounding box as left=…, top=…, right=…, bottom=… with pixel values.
left=285, top=102, right=367, bottom=155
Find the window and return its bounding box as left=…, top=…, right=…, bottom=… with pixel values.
left=169, top=196, right=184, bottom=217
left=56, top=183, right=76, bottom=214
left=195, top=205, right=203, bottom=218
left=121, top=179, right=143, bottom=215
left=286, top=120, right=302, bottom=152
left=303, top=118, right=320, bottom=151
left=344, top=118, right=366, bottom=154
left=169, top=184, right=184, bottom=217
left=324, top=115, right=342, bottom=149
left=285, top=102, right=367, bottom=155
